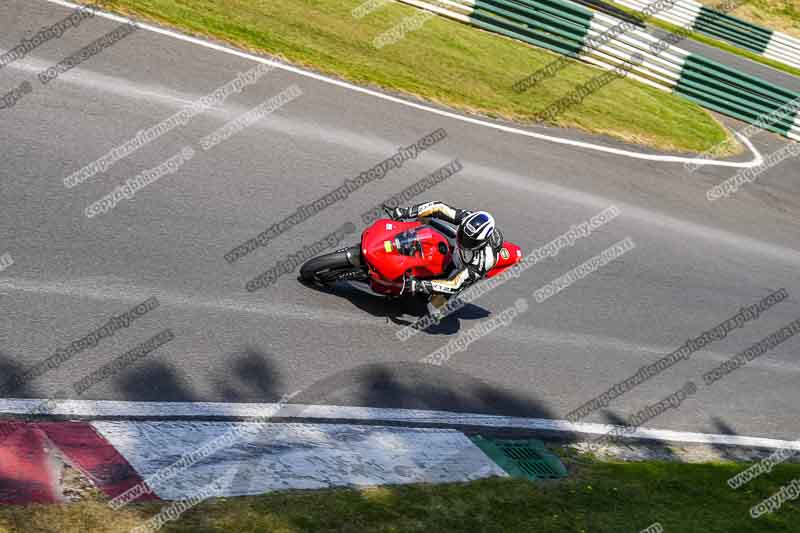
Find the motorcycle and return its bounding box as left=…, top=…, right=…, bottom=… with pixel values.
left=299, top=207, right=523, bottom=302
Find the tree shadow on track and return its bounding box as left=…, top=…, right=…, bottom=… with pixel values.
left=594, top=410, right=777, bottom=464
left=0, top=351, right=39, bottom=399
left=290, top=361, right=553, bottom=419
left=114, top=361, right=200, bottom=402
left=112, top=347, right=286, bottom=404
left=599, top=411, right=683, bottom=463
left=708, top=416, right=776, bottom=463
left=210, top=347, right=284, bottom=403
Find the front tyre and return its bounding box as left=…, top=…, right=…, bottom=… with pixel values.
left=299, top=246, right=364, bottom=285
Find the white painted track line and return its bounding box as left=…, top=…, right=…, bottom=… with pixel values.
left=4, top=398, right=799, bottom=451
left=42, top=0, right=764, bottom=169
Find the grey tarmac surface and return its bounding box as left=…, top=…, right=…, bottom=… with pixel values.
left=1, top=0, right=799, bottom=441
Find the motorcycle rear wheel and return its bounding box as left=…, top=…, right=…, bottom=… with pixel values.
left=300, top=246, right=365, bottom=285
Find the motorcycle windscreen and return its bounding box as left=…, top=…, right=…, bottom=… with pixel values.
left=361, top=219, right=452, bottom=282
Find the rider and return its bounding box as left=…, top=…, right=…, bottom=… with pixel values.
left=386, top=201, right=504, bottom=299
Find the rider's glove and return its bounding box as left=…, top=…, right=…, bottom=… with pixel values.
left=383, top=205, right=409, bottom=221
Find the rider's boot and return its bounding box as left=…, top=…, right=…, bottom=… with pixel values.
left=427, top=294, right=449, bottom=320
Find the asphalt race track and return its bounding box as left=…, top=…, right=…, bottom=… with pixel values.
left=1, top=0, right=799, bottom=442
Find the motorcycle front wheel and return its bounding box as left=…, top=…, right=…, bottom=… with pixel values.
left=299, top=245, right=365, bottom=285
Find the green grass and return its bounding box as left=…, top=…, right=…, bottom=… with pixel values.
left=609, top=0, right=800, bottom=78
left=2, top=459, right=800, bottom=532
left=698, top=0, right=800, bottom=39
left=82, top=0, right=734, bottom=154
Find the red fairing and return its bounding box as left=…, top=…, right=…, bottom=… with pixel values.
left=486, top=242, right=523, bottom=278
left=361, top=219, right=452, bottom=294
left=360, top=218, right=523, bottom=295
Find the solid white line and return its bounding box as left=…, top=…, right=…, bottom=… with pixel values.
left=4, top=397, right=799, bottom=451
left=41, top=0, right=763, bottom=169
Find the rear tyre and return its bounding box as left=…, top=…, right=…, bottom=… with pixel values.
left=300, top=246, right=364, bottom=285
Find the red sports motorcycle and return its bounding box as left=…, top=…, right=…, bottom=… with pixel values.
left=299, top=209, right=523, bottom=298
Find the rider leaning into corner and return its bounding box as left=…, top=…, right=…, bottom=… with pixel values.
left=385, top=200, right=504, bottom=310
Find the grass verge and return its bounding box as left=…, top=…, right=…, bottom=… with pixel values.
left=82, top=0, right=734, bottom=154
left=698, top=0, right=800, bottom=39
left=608, top=0, right=800, bottom=77
left=1, top=458, right=799, bottom=532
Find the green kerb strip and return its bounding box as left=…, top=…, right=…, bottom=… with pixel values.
left=506, top=0, right=594, bottom=27
left=470, top=436, right=568, bottom=481
left=678, top=93, right=791, bottom=137
left=698, top=5, right=774, bottom=36
left=692, top=7, right=772, bottom=54
left=693, top=19, right=772, bottom=54
left=511, top=0, right=595, bottom=21
left=677, top=56, right=798, bottom=135
left=793, top=108, right=800, bottom=139
left=685, top=55, right=799, bottom=103
left=474, top=0, right=592, bottom=45
left=467, top=14, right=584, bottom=56
left=676, top=78, right=796, bottom=133
left=469, top=11, right=582, bottom=57
left=679, top=63, right=795, bottom=110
